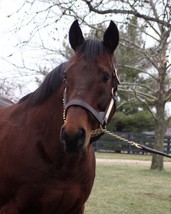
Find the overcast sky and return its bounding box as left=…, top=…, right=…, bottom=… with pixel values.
left=0, top=0, right=67, bottom=99
left=0, top=0, right=171, bottom=115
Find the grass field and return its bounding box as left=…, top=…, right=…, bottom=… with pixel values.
left=95, top=152, right=171, bottom=162
left=85, top=153, right=171, bottom=214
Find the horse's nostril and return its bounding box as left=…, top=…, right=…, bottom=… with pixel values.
left=60, top=127, right=70, bottom=144
left=61, top=127, right=85, bottom=143
left=78, top=128, right=85, bottom=140
left=60, top=126, right=86, bottom=154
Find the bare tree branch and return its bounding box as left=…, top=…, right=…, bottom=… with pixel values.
left=83, top=0, right=171, bottom=28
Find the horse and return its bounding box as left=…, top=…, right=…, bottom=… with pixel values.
left=0, top=20, right=119, bottom=214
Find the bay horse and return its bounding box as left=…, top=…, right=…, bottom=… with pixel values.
left=0, top=20, right=119, bottom=213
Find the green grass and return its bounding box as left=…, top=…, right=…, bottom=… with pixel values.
left=85, top=159, right=171, bottom=214
left=95, top=152, right=171, bottom=162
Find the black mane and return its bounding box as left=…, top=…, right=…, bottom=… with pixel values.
left=19, top=62, right=68, bottom=106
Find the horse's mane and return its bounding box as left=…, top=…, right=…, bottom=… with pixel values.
left=19, top=62, right=68, bottom=106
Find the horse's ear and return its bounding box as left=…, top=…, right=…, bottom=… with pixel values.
left=69, top=20, right=85, bottom=51
left=103, top=21, right=119, bottom=53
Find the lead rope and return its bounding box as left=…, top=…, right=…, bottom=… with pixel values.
left=91, top=126, right=171, bottom=158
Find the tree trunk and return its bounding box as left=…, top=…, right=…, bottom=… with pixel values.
left=150, top=104, right=166, bottom=170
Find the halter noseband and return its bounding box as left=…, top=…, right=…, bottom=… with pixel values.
left=63, top=87, right=117, bottom=127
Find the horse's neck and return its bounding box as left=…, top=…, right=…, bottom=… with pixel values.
left=28, top=88, right=64, bottom=134
left=22, top=87, right=66, bottom=163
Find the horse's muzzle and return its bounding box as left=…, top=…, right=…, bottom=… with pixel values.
left=60, top=126, right=86, bottom=154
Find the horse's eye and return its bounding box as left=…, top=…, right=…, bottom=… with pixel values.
left=102, top=72, right=111, bottom=83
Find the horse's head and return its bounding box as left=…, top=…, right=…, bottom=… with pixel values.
left=60, top=20, right=119, bottom=154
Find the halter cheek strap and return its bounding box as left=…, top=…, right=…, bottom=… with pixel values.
left=104, top=88, right=115, bottom=124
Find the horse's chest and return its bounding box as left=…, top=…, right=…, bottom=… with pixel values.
left=0, top=173, right=94, bottom=214
left=35, top=172, right=94, bottom=213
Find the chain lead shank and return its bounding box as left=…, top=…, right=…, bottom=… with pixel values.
left=93, top=126, right=171, bottom=158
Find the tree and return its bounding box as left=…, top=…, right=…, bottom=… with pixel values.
left=107, top=16, right=156, bottom=133
left=0, top=78, right=25, bottom=102
left=108, top=111, right=155, bottom=133
left=55, top=0, right=171, bottom=170
left=1, top=0, right=171, bottom=170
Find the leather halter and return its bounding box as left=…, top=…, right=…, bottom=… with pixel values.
left=63, top=88, right=116, bottom=127
left=63, top=68, right=119, bottom=128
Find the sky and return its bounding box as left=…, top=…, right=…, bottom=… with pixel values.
left=0, top=0, right=67, bottom=99
left=0, top=0, right=171, bottom=115
left=0, top=0, right=39, bottom=97
left=0, top=0, right=21, bottom=70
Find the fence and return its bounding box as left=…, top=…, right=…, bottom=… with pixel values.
left=93, top=132, right=171, bottom=154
